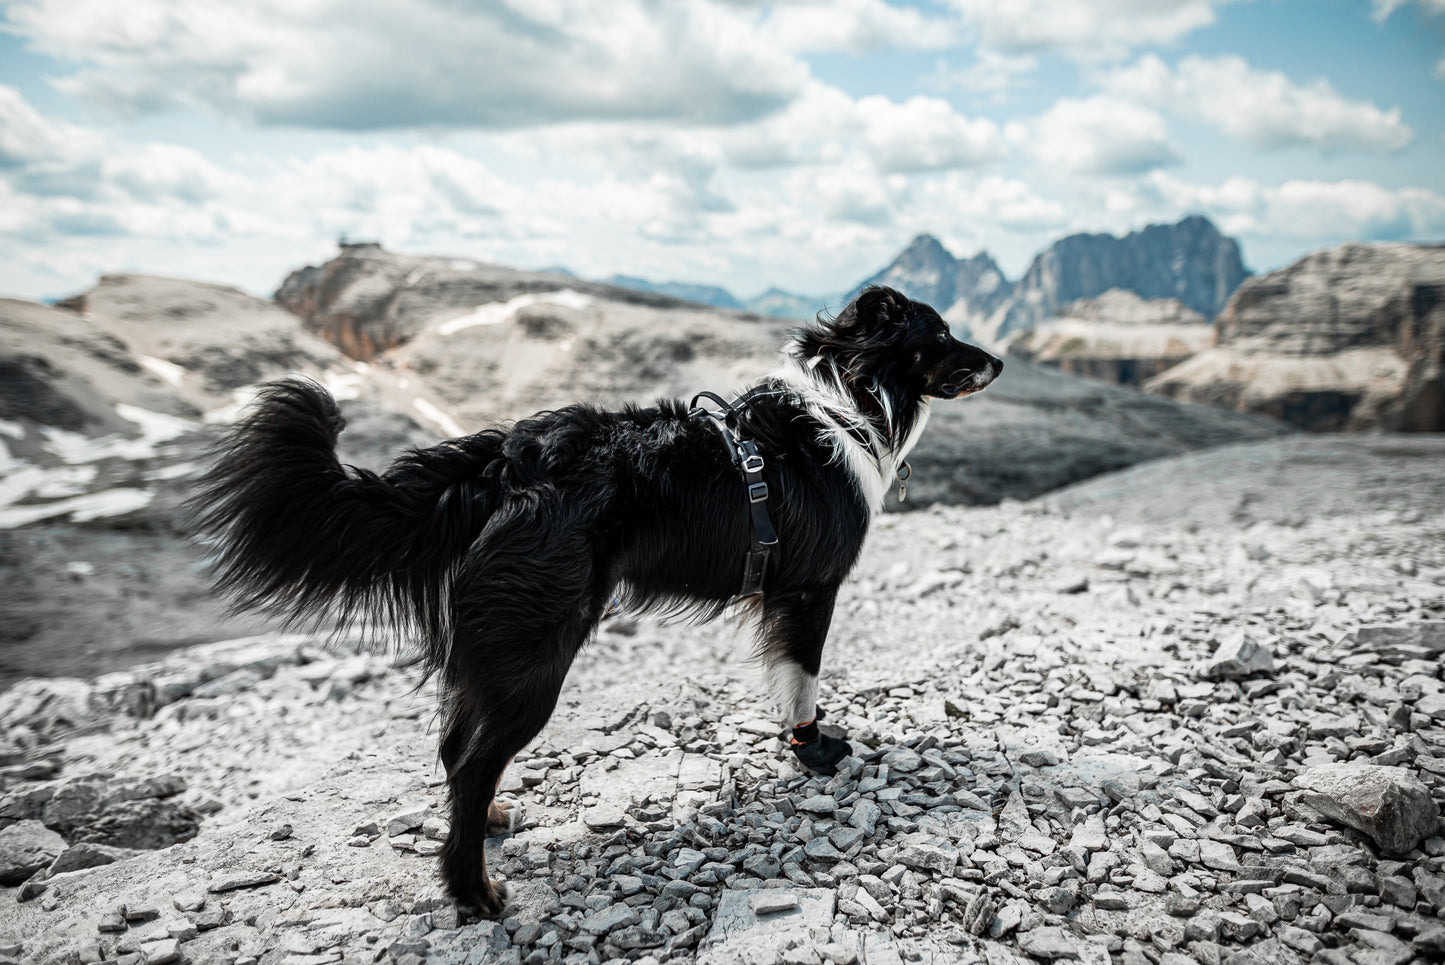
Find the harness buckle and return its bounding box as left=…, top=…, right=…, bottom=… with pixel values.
left=748, top=481, right=769, bottom=503
left=741, top=453, right=764, bottom=473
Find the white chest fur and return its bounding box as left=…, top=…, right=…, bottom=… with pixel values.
left=772, top=356, right=931, bottom=514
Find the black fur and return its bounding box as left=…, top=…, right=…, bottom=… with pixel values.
left=189, top=285, right=1001, bottom=915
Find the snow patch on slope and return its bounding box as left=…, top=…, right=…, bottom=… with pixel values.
left=437, top=290, right=594, bottom=335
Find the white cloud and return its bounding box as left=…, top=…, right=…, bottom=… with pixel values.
left=787, top=163, right=900, bottom=225
left=272, top=145, right=528, bottom=244
left=857, top=96, right=1005, bottom=172
left=942, top=0, right=1241, bottom=60
left=722, top=84, right=858, bottom=169
left=924, top=49, right=1039, bottom=101
left=1372, top=0, right=1445, bottom=77
left=1139, top=172, right=1445, bottom=248
left=919, top=174, right=1068, bottom=231
left=103, top=143, right=239, bottom=204
left=1263, top=180, right=1445, bottom=240
left=1107, top=54, right=1413, bottom=153
left=1373, top=0, right=1445, bottom=19
left=1011, top=95, right=1179, bottom=176
left=4, top=0, right=809, bottom=129
left=0, top=83, right=249, bottom=240
left=0, top=83, right=102, bottom=167
left=762, top=0, right=962, bottom=51
left=718, top=84, right=1004, bottom=172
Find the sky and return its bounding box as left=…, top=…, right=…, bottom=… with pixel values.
left=1, top=0, right=1443, bottom=303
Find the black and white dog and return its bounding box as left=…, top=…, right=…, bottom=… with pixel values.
left=191, top=284, right=1001, bottom=915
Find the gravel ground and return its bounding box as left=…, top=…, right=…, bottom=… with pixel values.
left=2, top=435, right=1444, bottom=965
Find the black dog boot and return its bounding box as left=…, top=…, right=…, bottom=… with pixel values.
left=789, top=716, right=850, bottom=775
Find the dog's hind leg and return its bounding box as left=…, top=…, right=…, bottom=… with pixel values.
left=757, top=586, right=852, bottom=775
left=434, top=501, right=607, bottom=916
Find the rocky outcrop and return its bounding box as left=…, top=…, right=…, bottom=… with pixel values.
left=0, top=278, right=438, bottom=689
left=0, top=298, right=198, bottom=448
left=1146, top=242, right=1445, bottom=431
left=987, top=215, right=1249, bottom=341
left=1007, top=289, right=1213, bottom=387
left=910, top=359, right=1280, bottom=506
left=56, top=274, right=347, bottom=411
left=275, top=242, right=695, bottom=361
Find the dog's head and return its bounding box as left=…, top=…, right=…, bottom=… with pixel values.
left=798, top=285, right=1003, bottom=400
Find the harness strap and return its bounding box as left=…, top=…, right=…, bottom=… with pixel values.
left=690, top=389, right=781, bottom=599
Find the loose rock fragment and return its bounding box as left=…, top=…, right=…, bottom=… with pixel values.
left=1018, top=926, right=1079, bottom=960
left=208, top=870, right=282, bottom=892
left=1295, top=763, right=1441, bottom=853
left=1201, top=634, right=1274, bottom=680
left=750, top=892, right=800, bottom=916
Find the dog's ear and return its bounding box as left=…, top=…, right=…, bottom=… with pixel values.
left=852, top=286, right=908, bottom=330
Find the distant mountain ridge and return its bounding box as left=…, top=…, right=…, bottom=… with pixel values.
left=605, top=275, right=743, bottom=311
left=601, top=275, right=835, bottom=322
left=597, top=215, right=1247, bottom=334
left=854, top=215, right=1250, bottom=343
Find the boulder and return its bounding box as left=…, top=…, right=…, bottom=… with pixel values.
left=0, top=819, right=66, bottom=884
left=1295, top=763, right=1440, bottom=853
left=72, top=800, right=202, bottom=851
left=46, top=841, right=140, bottom=876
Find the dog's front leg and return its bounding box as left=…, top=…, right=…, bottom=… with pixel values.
left=759, top=586, right=851, bottom=775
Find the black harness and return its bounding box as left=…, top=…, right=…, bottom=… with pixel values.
left=689, top=388, right=780, bottom=599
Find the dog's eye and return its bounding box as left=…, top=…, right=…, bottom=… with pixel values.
left=937, top=332, right=949, bottom=342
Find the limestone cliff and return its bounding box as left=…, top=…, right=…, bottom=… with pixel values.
left=984, top=215, right=1249, bottom=341
left=275, top=242, right=696, bottom=362
left=1146, top=242, right=1445, bottom=431
left=1007, top=290, right=1213, bottom=388
left=852, top=217, right=1248, bottom=344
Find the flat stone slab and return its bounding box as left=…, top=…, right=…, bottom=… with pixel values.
left=578, top=750, right=682, bottom=806
left=699, top=888, right=836, bottom=963
left=207, top=870, right=282, bottom=892
left=748, top=891, right=798, bottom=916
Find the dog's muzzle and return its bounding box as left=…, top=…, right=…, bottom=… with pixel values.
left=941, top=358, right=1004, bottom=398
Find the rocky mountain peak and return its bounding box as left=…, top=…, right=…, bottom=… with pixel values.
left=986, top=215, right=1249, bottom=342
left=854, top=216, right=1247, bottom=344
left=852, top=236, right=1012, bottom=336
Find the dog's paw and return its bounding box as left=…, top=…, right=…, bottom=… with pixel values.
left=485, top=799, right=522, bottom=836
left=792, top=732, right=850, bottom=775
left=458, top=879, right=512, bottom=920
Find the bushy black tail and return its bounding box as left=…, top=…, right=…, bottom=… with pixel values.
left=188, top=379, right=502, bottom=658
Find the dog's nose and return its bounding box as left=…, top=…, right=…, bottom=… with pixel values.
left=992, top=357, right=1004, bottom=376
